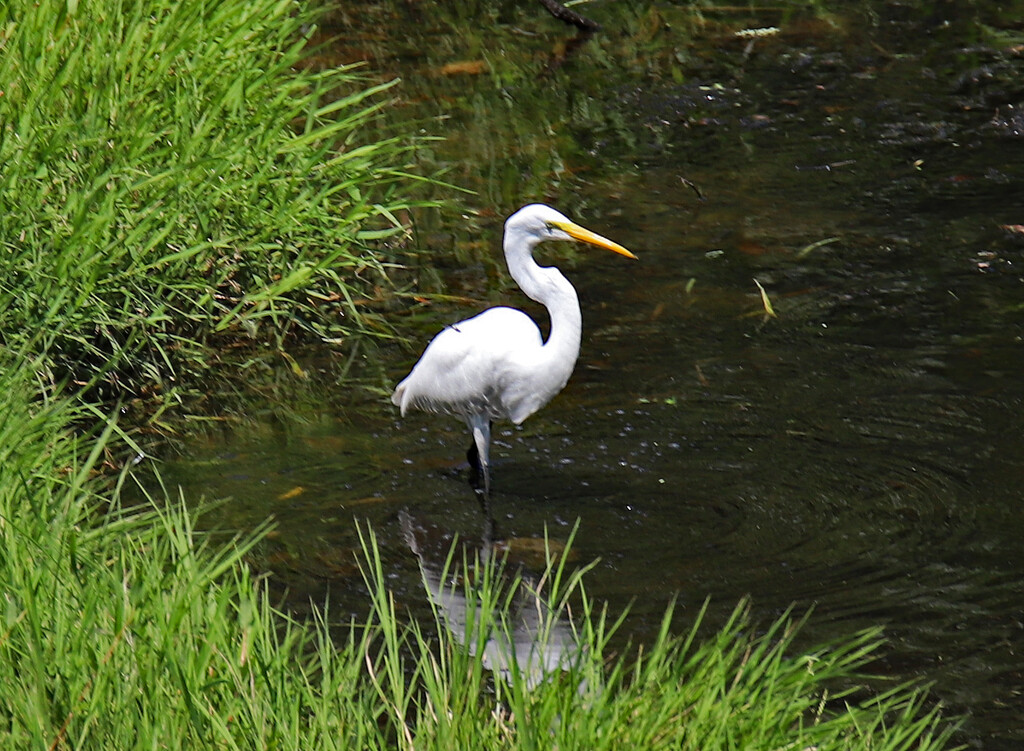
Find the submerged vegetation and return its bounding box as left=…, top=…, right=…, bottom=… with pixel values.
left=0, top=0, right=960, bottom=748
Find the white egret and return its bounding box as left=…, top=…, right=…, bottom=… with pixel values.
left=392, top=204, right=636, bottom=495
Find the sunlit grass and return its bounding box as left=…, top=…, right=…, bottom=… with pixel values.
left=364, top=523, right=957, bottom=751
left=0, top=350, right=956, bottom=749
left=0, top=0, right=422, bottom=398
left=0, top=354, right=384, bottom=748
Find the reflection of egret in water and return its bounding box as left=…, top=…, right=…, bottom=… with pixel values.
left=399, top=510, right=577, bottom=690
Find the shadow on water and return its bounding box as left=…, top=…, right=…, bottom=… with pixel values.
left=151, top=2, right=1024, bottom=747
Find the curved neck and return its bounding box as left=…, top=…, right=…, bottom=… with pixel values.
left=504, top=228, right=582, bottom=371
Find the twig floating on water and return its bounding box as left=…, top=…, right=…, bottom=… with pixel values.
left=680, top=176, right=706, bottom=202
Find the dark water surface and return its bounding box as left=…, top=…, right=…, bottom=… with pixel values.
left=161, top=3, right=1024, bottom=747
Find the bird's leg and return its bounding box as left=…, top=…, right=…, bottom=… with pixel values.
left=467, top=438, right=496, bottom=493
left=469, top=419, right=497, bottom=563
left=466, top=440, right=481, bottom=486
left=467, top=416, right=492, bottom=497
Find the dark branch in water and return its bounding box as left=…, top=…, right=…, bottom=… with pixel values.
left=680, top=176, right=705, bottom=202
left=538, top=0, right=601, bottom=32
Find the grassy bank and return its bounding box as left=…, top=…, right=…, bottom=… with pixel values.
left=0, top=356, right=373, bottom=747
left=0, top=356, right=955, bottom=748
left=0, top=0, right=419, bottom=399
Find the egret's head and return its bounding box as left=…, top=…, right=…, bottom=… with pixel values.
left=506, top=203, right=637, bottom=259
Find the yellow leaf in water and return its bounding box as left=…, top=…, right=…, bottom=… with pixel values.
left=343, top=496, right=390, bottom=507
left=278, top=486, right=304, bottom=501
left=754, top=278, right=777, bottom=318
left=438, top=60, right=487, bottom=76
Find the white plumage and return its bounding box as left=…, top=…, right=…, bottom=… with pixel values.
left=392, top=204, right=636, bottom=494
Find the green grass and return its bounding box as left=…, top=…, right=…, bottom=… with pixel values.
left=0, top=0, right=422, bottom=398
left=0, top=354, right=378, bottom=748
left=0, top=358, right=957, bottom=747
left=366, top=523, right=957, bottom=751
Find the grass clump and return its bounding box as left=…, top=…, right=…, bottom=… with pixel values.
left=363, top=524, right=958, bottom=751
left=0, top=357, right=377, bottom=747
left=0, top=0, right=419, bottom=397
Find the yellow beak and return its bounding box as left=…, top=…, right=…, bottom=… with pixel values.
left=551, top=220, right=638, bottom=260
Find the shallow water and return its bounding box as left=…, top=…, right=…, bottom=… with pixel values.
left=160, top=3, right=1024, bottom=747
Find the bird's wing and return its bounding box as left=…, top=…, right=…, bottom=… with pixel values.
left=392, top=307, right=543, bottom=420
